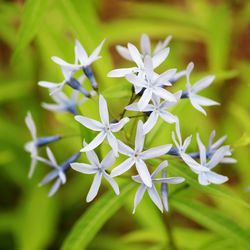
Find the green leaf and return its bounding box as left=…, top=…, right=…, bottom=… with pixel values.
left=12, top=0, right=49, bottom=62
left=61, top=182, right=135, bottom=250
left=171, top=197, right=250, bottom=248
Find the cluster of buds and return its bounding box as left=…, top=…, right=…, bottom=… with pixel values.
left=25, top=34, right=236, bottom=213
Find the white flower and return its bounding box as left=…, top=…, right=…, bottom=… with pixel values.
left=171, top=120, right=192, bottom=156
left=111, top=121, right=172, bottom=187
left=126, top=56, right=177, bottom=110
left=207, top=130, right=236, bottom=164
left=108, top=39, right=170, bottom=78
left=42, top=90, right=95, bottom=115
left=36, top=148, right=80, bottom=197
left=52, top=39, right=105, bottom=70
left=75, top=95, right=130, bottom=156
left=71, top=149, right=119, bottom=202
left=132, top=160, right=185, bottom=213
left=181, top=134, right=229, bottom=186
left=184, top=62, right=219, bottom=115
left=39, top=67, right=89, bottom=96
left=116, top=33, right=172, bottom=63
left=126, top=93, right=181, bottom=134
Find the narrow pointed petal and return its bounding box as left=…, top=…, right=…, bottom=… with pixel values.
left=144, top=55, right=154, bottom=79
left=116, top=45, right=132, bottom=60
left=151, top=161, right=168, bottom=178
left=71, top=163, right=97, bottom=174
left=75, top=40, right=88, bottom=65
left=128, top=43, right=143, bottom=67
left=51, top=56, right=77, bottom=70
left=117, top=140, right=134, bottom=156
left=46, top=147, right=58, bottom=167
left=111, top=158, right=135, bottom=177
left=153, top=87, right=176, bottom=102
left=81, top=132, right=106, bottom=152
left=198, top=172, right=210, bottom=185
left=86, top=172, right=102, bottom=202
left=152, top=48, right=170, bottom=68
left=28, top=158, right=37, bottom=178
left=181, top=153, right=208, bottom=172
left=85, top=148, right=100, bottom=166
left=110, top=117, right=130, bottom=132
left=135, top=159, right=152, bottom=187
left=156, top=69, right=176, bottom=86
left=138, top=88, right=152, bottom=111
left=211, top=135, right=227, bottom=150
left=159, top=111, right=177, bottom=124
left=89, top=39, right=105, bottom=64
left=25, top=112, right=36, bottom=139
left=206, top=171, right=228, bottom=184
left=140, top=34, right=151, bottom=55
left=39, top=170, right=58, bottom=186
left=192, top=75, right=215, bottom=93
left=99, top=95, right=109, bottom=125
left=75, top=116, right=103, bottom=131
left=143, top=111, right=158, bottom=134
left=107, top=68, right=137, bottom=78
left=190, top=98, right=207, bottom=115
left=147, top=185, right=163, bottom=212
left=133, top=185, right=147, bottom=213
left=140, top=144, right=172, bottom=160
left=153, top=177, right=185, bottom=184
left=102, top=151, right=116, bottom=169
left=48, top=179, right=61, bottom=197
left=107, top=133, right=118, bottom=156
left=103, top=173, right=120, bottom=195
left=182, top=135, right=192, bottom=152
left=192, top=95, right=219, bottom=106
left=196, top=134, right=207, bottom=165
left=135, top=121, right=145, bottom=152
left=207, top=146, right=230, bottom=169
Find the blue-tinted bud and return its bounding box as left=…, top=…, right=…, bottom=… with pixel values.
left=181, top=90, right=189, bottom=99
left=36, top=135, right=61, bottom=147
left=83, top=66, right=98, bottom=90
left=61, top=152, right=81, bottom=172
left=67, top=77, right=90, bottom=97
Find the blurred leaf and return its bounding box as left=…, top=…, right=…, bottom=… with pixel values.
left=171, top=197, right=250, bottom=248
left=61, top=182, right=135, bottom=250
left=12, top=0, right=49, bottom=62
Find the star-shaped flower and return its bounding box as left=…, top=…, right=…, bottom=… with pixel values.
left=181, top=134, right=229, bottom=186
left=75, top=95, right=130, bottom=156
left=36, top=147, right=80, bottom=196
left=71, top=149, right=119, bottom=202
left=126, top=93, right=180, bottom=134
left=183, top=62, right=219, bottom=115
left=39, top=67, right=89, bottom=96
left=25, top=112, right=61, bottom=178
left=42, top=90, right=95, bottom=115
left=126, top=56, right=177, bottom=110
left=108, top=39, right=171, bottom=78
left=111, top=121, right=172, bottom=187
left=132, top=160, right=185, bottom=213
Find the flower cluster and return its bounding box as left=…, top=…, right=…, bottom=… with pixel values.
left=25, top=34, right=236, bottom=213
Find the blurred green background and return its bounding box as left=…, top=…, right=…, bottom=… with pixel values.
left=0, top=0, right=250, bottom=249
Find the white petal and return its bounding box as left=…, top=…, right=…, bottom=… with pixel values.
left=144, top=55, right=154, bottom=79
left=206, top=171, right=228, bottom=184
left=140, top=144, right=172, bottom=160
left=58, top=171, right=66, bottom=184
left=192, top=75, right=215, bottom=93
left=42, top=103, right=64, bottom=112
left=138, top=88, right=152, bottom=111
left=101, top=150, right=116, bottom=169
left=151, top=160, right=168, bottom=178
left=99, top=95, right=109, bottom=125
left=154, top=177, right=185, bottom=184
left=75, top=40, right=88, bottom=65
left=28, top=157, right=37, bottom=178
left=152, top=48, right=170, bottom=68
left=75, top=116, right=103, bottom=131
left=71, top=163, right=97, bottom=174
left=140, top=34, right=151, bottom=55
left=88, top=39, right=105, bottom=64
left=155, top=69, right=176, bottom=86
left=116, top=45, right=132, bottom=60
left=125, top=73, right=143, bottom=86
left=186, top=62, right=194, bottom=75
left=135, top=159, right=152, bottom=187
left=81, top=132, right=106, bottom=152
left=159, top=111, right=177, bottom=124
left=51, top=56, right=77, bottom=70
left=211, top=135, right=227, bottom=150
left=46, top=147, right=58, bottom=166
left=107, top=133, right=118, bottom=156
left=190, top=98, right=207, bottom=115
left=198, top=172, right=210, bottom=185
left=25, top=112, right=36, bottom=139
left=182, top=135, right=192, bottom=152
left=110, top=117, right=130, bottom=132
left=153, top=87, right=176, bottom=102
left=147, top=185, right=163, bottom=212
left=143, top=111, right=158, bottom=134
left=103, top=172, right=120, bottom=195
left=207, top=146, right=230, bottom=169
left=133, top=185, right=147, bottom=213
left=117, top=140, right=134, bottom=156
left=181, top=153, right=208, bottom=172
left=128, top=43, right=143, bottom=67
left=38, top=81, right=59, bottom=89
left=48, top=178, right=61, bottom=197
left=107, top=68, right=137, bottom=78
left=86, top=172, right=102, bottom=202
left=111, top=158, right=135, bottom=177
left=135, top=121, right=145, bottom=152
left=196, top=134, right=207, bottom=165
left=85, top=147, right=100, bottom=166
left=39, top=170, right=58, bottom=186
left=191, top=95, right=219, bottom=107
